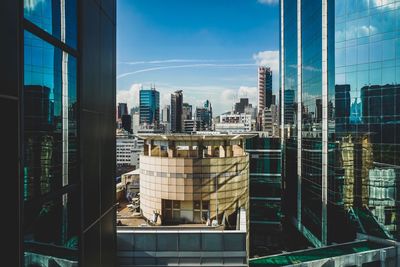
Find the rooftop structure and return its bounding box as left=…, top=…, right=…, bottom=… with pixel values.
left=138, top=134, right=255, bottom=227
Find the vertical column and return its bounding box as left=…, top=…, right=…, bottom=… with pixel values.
left=297, top=0, right=303, bottom=230
left=167, top=141, right=176, bottom=158
left=60, top=0, right=68, bottom=245
left=321, top=0, right=328, bottom=246
left=280, top=0, right=285, bottom=143
left=148, top=140, right=153, bottom=156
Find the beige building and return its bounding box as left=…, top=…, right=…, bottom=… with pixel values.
left=139, top=134, right=253, bottom=226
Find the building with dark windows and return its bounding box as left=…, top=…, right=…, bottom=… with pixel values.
left=195, top=100, right=213, bottom=131
left=118, top=102, right=128, bottom=119
left=139, top=87, right=160, bottom=126
left=235, top=98, right=251, bottom=114
left=283, top=89, right=295, bottom=126
left=182, top=102, right=192, bottom=120
left=1, top=0, right=117, bottom=266
left=281, top=0, right=400, bottom=252
left=171, top=90, right=183, bottom=133
left=246, top=135, right=283, bottom=258
left=121, top=114, right=132, bottom=133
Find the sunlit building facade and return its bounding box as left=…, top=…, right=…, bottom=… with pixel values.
left=138, top=134, right=250, bottom=226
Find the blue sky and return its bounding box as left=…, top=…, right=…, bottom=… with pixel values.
left=117, top=0, right=280, bottom=116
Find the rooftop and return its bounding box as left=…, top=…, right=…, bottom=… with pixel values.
left=249, top=240, right=391, bottom=266
left=138, top=133, right=256, bottom=142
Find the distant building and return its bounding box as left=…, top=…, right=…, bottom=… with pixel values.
left=118, top=102, right=128, bottom=119
left=171, top=90, right=183, bottom=133
left=182, top=102, right=192, bottom=120
left=234, top=98, right=251, bottom=114
left=121, top=114, right=132, bottom=133
left=195, top=100, right=213, bottom=131
left=258, top=66, right=273, bottom=113
left=262, top=104, right=279, bottom=137
left=131, top=112, right=140, bottom=134
left=215, top=113, right=252, bottom=133
left=139, top=87, right=160, bottom=126
left=284, top=89, right=295, bottom=125
left=116, top=129, right=136, bottom=166
left=161, top=105, right=170, bottom=122
left=183, top=119, right=194, bottom=133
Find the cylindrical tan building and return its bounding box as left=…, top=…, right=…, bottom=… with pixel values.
left=139, top=134, right=252, bottom=225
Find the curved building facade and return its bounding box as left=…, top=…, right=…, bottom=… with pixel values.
left=139, top=134, right=252, bottom=225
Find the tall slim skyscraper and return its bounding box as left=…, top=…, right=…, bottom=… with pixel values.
left=2, top=1, right=117, bottom=266
left=139, top=88, right=160, bottom=126
left=281, top=0, right=400, bottom=247
left=161, top=105, right=170, bottom=123
left=258, top=66, right=273, bottom=113
left=171, top=90, right=183, bottom=133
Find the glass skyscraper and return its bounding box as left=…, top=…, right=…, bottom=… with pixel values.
left=281, top=0, right=400, bottom=247
left=139, top=88, right=160, bottom=126
left=2, top=0, right=117, bottom=266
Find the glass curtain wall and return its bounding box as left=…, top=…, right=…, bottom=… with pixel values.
left=332, top=0, right=400, bottom=241
left=23, top=0, right=79, bottom=263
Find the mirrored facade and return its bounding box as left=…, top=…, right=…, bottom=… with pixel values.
left=23, top=0, right=79, bottom=263
left=0, top=0, right=118, bottom=266
left=281, top=0, right=400, bottom=246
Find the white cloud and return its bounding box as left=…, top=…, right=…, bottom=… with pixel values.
left=116, top=83, right=142, bottom=110
left=257, top=0, right=279, bottom=5
left=253, top=50, right=279, bottom=72
left=220, top=86, right=258, bottom=112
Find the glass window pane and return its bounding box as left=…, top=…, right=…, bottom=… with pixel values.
left=24, top=0, right=77, bottom=49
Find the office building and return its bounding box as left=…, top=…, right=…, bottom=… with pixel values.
left=118, top=103, right=128, bottom=119
left=182, top=102, right=192, bottom=120
left=171, top=90, right=183, bottom=133
left=161, top=105, right=170, bottom=123
left=246, top=135, right=282, bottom=257
left=139, top=88, right=160, bottom=126
left=195, top=100, right=213, bottom=131
left=283, top=89, right=295, bottom=125
left=121, top=114, right=132, bottom=133
left=131, top=111, right=140, bottom=134
left=235, top=98, right=251, bottom=114
left=281, top=0, right=400, bottom=247
left=2, top=0, right=117, bottom=266
left=262, top=105, right=279, bottom=137
left=183, top=119, right=203, bottom=133
left=215, top=113, right=252, bottom=133
left=116, top=129, right=136, bottom=166
left=258, top=66, right=273, bottom=113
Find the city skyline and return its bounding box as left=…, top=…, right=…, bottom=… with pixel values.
left=116, top=0, right=280, bottom=115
